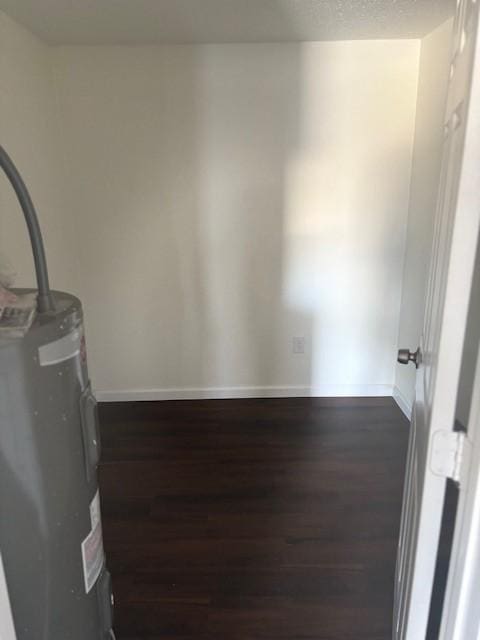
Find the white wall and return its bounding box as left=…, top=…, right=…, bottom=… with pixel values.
left=51, top=40, right=419, bottom=399
left=395, top=19, right=453, bottom=415
left=0, top=11, right=79, bottom=294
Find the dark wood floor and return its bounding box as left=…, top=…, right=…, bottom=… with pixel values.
left=98, top=397, right=409, bottom=640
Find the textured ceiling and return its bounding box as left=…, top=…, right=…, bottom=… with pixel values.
left=0, top=0, right=455, bottom=45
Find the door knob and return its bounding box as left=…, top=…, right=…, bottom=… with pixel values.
left=397, top=348, right=421, bottom=368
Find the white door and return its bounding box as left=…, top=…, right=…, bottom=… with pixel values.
left=393, top=1, right=480, bottom=638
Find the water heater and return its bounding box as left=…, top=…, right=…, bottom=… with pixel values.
left=0, top=146, right=114, bottom=639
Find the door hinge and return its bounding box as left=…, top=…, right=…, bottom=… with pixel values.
left=430, top=431, right=471, bottom=483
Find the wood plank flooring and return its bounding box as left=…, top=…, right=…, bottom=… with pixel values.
left=98, top=397, right=409, bottom=640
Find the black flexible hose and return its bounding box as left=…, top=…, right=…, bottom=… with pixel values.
left=0, top=145, right=54, bottom=313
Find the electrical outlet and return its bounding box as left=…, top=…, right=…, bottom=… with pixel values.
left=292, top=336, right=305, bottom=354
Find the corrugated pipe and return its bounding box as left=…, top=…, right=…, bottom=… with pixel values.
left=0, top=145, right=55, bottom=313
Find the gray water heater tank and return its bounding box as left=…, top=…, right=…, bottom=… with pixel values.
left=0, top=290, right=114, bottom=639
left=0, top=144, right=114, bottom=639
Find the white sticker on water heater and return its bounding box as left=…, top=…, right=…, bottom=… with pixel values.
left=81, top=490, right=104, bottom=593
left=39, top=328, right=83, bottom=366
left=90, top=489, right=101, bottom=529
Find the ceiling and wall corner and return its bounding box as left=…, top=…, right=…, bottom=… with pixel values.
left=0, top=0, right=455, bottom=45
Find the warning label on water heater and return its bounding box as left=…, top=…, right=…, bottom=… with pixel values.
left=81, top=490, right=104, bottom=593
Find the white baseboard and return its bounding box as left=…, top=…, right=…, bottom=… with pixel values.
left=95, top=384, right=394, bottom=402
left=393, top=386, right=412, bottom=419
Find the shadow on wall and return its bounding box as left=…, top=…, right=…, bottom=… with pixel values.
left=54, top=37, right=418, bottom=395
left=281, top=45, right=415, bottom=392
left=66, top=43, right=314, bottom=393
left=191, top=44, right=312, bottom=391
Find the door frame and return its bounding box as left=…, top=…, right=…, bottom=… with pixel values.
left=438, top=5, right=480, bottom=634
left=439, top=319, right=480, bottom=638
